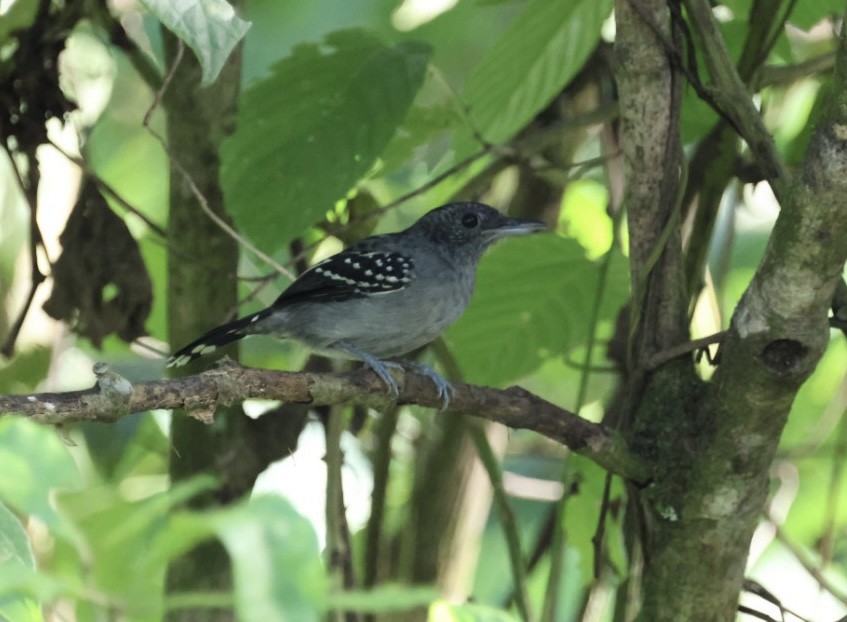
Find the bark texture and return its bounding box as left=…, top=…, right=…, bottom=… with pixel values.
left=161, top=31, right=244, bottom=622
left=614, top=1, right=847, bottom=620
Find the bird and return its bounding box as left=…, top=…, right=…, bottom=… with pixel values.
left=167, top=201, right=546, bottom=408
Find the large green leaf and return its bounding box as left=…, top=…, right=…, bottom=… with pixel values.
left=446, top=235, right=628, bottom=386
left=140, top=0, right=250, bottom=86
left=456, top=0, right=613, bottom=153
left=211, top=495, right=325, bottom=622
left=222, top=30, right=431, bottom=253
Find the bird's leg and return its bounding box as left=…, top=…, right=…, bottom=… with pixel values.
left=336, top=342, right=400, bottom=398
left=334, top=343, right=453, bottom=409
left=397, top=360, right=453, bottom=411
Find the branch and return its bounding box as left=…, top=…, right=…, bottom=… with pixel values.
left=682, top=0, right=788, bottom=195
left=0, top=359, right=650, bottom=482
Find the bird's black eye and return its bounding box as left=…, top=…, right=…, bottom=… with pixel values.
left=461, top=213, right=480, bottom=228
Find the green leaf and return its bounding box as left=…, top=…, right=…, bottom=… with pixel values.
left=429, top=600, right=519, bottom=622
left=0, top=0, right=38, bottom=50
left=446, top=235, right=629, bottom=386
left=0, top=419, right=80, bottom=541
left=0, top=501, right=43, bottom=622
left=222, top=30, right=431, bottom=253
left=0, top=501, right=34, bottom=571
left=211, top=495, right=326, bottom=622
left=140, top=0, right=250, bottom=86
left=559, top=180, right=612, bottom=259
left=456, top=0, right=613, bottom=153
left=788, top=0, right=844, bottom=29
left=0, top=593, right=43, bottom=622
left=0, top=347, right=51, bottom=394
left=53, top=475, right=218, bottom=619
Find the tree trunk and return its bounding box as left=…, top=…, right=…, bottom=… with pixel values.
left=614, top=1, right=847, bottom=619
left=162, top=30, right=245, bottom=622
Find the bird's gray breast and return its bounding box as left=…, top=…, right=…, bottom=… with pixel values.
left=278, top=263, right=475, bottom=359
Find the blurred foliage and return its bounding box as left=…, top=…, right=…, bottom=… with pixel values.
left=0, top=0, right=845, bottom=621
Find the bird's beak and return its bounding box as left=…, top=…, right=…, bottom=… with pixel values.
left=489, top=217, right=548, bottom=239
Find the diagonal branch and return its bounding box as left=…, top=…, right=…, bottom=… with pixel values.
left=682, top=0, right=788, bottom=195
left=0, top=359, right=650, bottom=483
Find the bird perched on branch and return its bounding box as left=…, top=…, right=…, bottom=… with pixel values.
left=168, top=202, right=546, bottom=408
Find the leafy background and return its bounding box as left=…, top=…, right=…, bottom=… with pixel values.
left=0, top=0, right=846, bottom=621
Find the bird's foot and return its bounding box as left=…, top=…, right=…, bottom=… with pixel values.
left=336, top=343, right=453, bottom=409
left=398, top=360, right=453, bottom=411
left=337, top=343, right=400, bottom=399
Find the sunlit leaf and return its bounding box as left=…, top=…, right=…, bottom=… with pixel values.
left=140, top=0, right=250, bottom=86
left=559, top=180, right=612, bottom=259
left=455, top=0, right=613, bottom=154
left=429, top=600, right=519, bottom=622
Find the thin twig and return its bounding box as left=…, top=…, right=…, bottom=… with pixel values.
left=432, top=341, right=535, bottom=622
left=362, top=405, right=400, bottom=592
left=371, top=148, right=492, bottom=219
left=624, top=0, right=740, bottom=135
left=755, top=53, right=837, bottom=89
left=682, top=0, right=788, bottom=189
left=736, top=605, right=781, bottom=622
left=545, top=199, right=626, bottom=619
left=0, top=143, right=47, bottom=357
left=742, top=578, right=812, bottom=622
left=758, top=0, right=799, bottom=72
left=467, top=423, right=536, bottom=622
left=591, top=472, right=615, bottom=581
left=819, top=409, right=847, bottom=567
left=644, top=330, right=727, bottom=370
left=323, top=406, right=355, bottom=621
left=141, top=41, right=296, bottom=281
left=765, top=512, right=847, bottom=606
left=45, top=137, right=167, bottom=238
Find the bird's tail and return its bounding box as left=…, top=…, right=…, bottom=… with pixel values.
left=167, top=308, right=273, bottom=368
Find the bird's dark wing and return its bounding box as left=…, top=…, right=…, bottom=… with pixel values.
left=273, top=246, right=416, bottom=307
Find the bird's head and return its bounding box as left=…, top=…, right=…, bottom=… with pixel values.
left=413, top=202, right=547, bottom=259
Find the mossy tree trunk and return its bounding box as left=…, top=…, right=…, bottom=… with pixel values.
left=614, top=0, right=847, bottom=619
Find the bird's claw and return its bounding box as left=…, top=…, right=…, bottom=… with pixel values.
left=402, top=361, right=454, bottom=411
